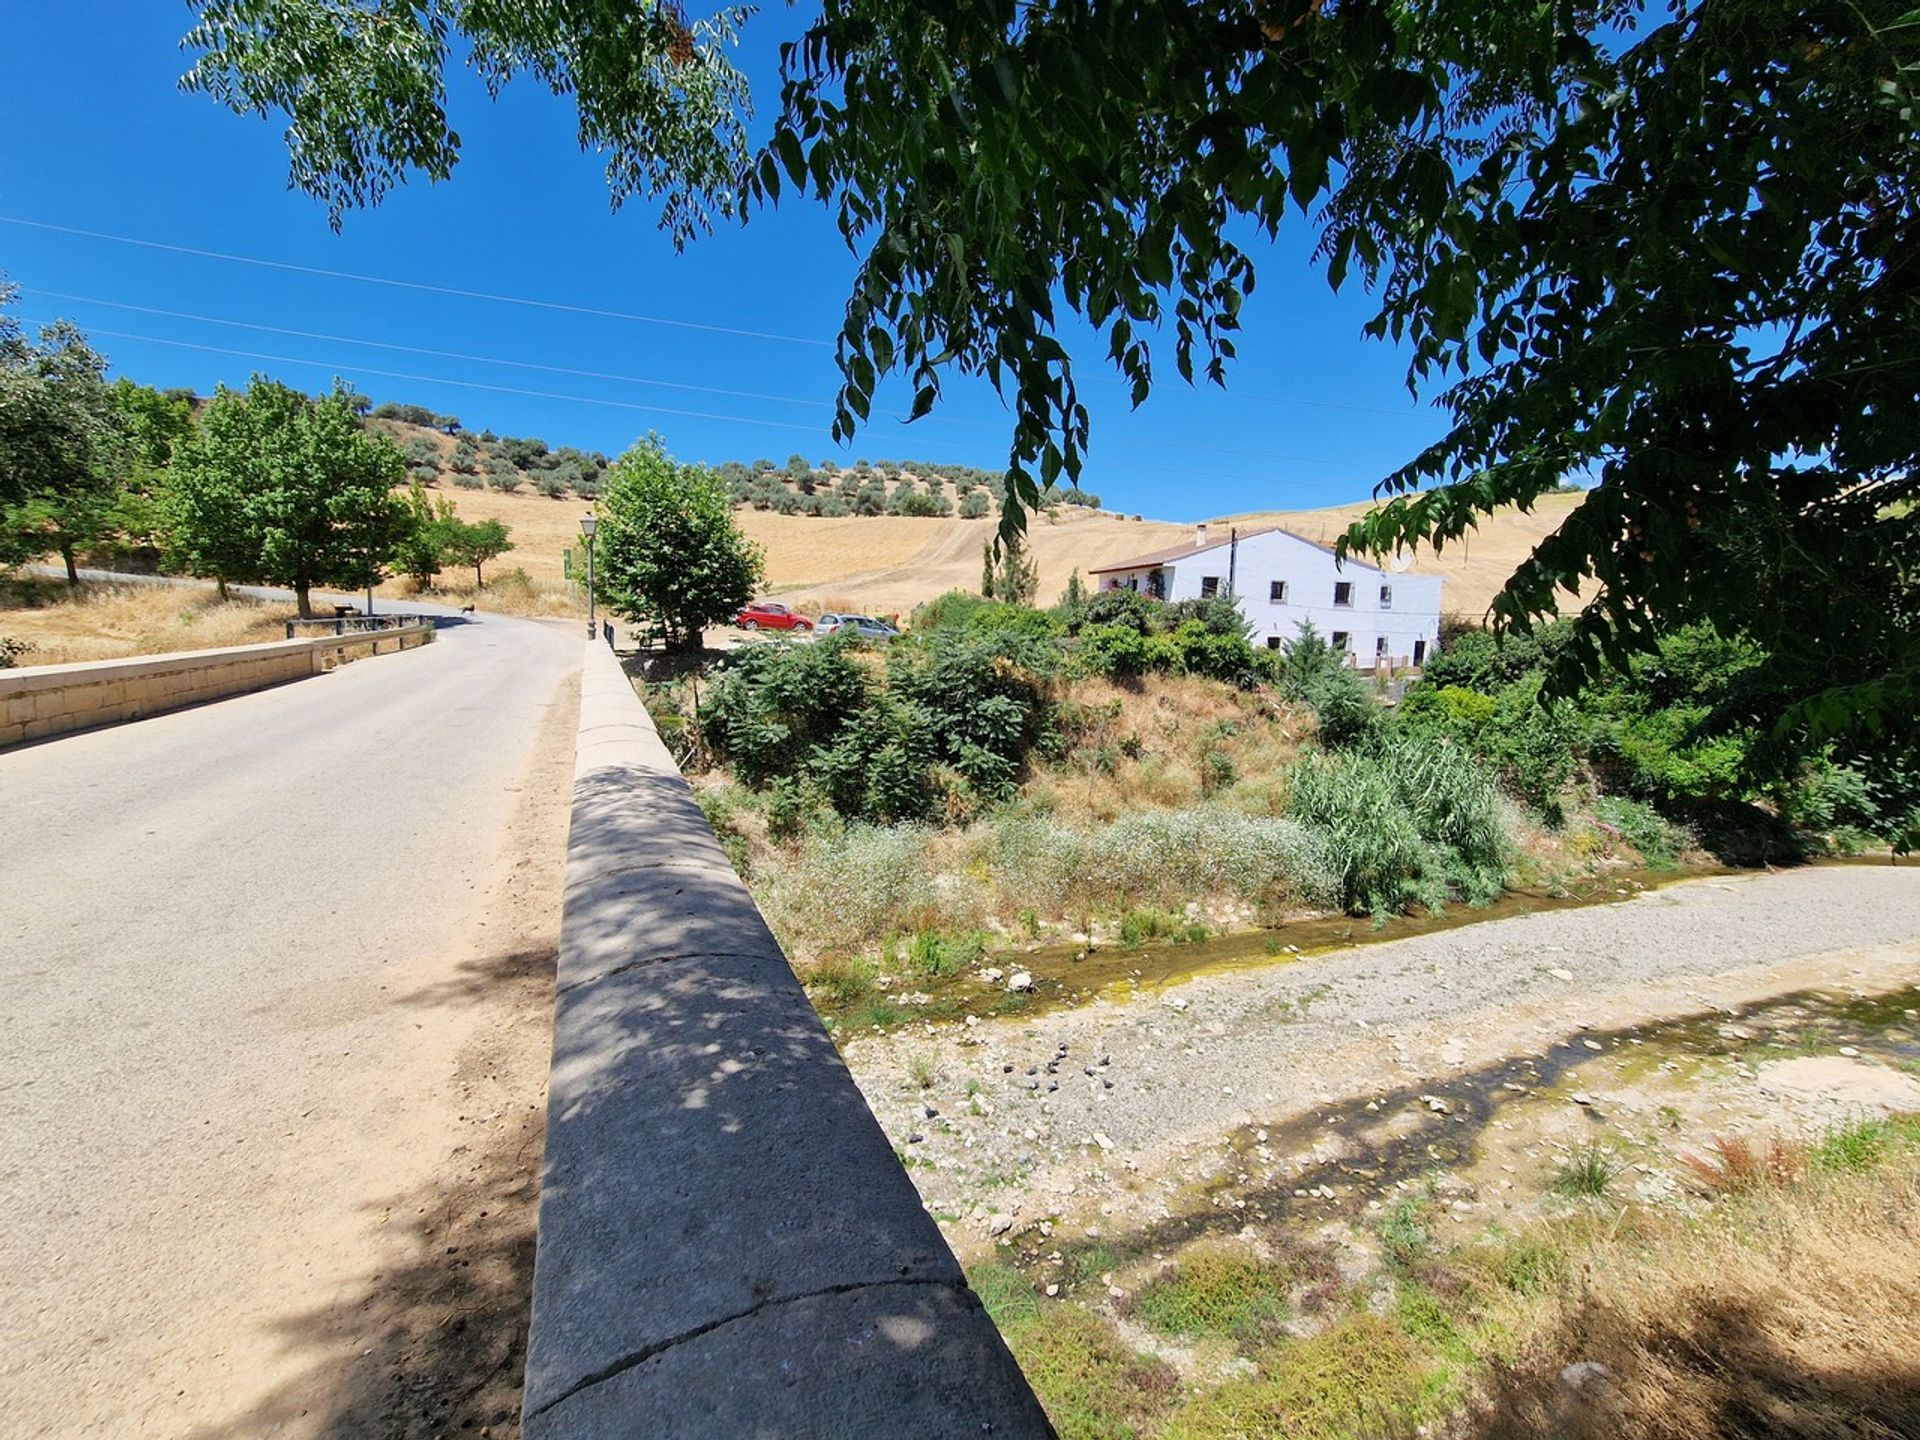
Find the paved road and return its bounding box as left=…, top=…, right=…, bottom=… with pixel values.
left=0, top=605, right=578, bottom=1436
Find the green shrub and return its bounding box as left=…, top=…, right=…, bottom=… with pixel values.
left=1078, top=586, right=1160, bottom=634
left=757, top=824, right=940, bottom=957
left=700, top=635, right=873, bottom=787
left=905, top=929, right=987, bottom=977
left=1271, top=622, right=1378, bottom=746
left=1074, top=622, right=1154, bottom=678
left=1287, top=736, right=1510, bottom=915
left=1591, top=794, right=1692, bottom=868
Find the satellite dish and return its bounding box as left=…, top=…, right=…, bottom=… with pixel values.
left=1388, top=548, right=1414, bottom=573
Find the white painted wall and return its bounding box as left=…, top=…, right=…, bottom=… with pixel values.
left=1096, top=528, right=1443, bottom=666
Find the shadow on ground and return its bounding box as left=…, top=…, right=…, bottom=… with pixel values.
left=189, top=943, right=555, bottom=1440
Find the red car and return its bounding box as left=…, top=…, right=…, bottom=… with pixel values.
left=733, top=601, right=813, bottom=632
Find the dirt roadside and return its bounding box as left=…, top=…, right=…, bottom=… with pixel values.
left=183, top=677, right=577, bottom=1440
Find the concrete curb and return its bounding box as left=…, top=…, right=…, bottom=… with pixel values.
left=523, top=640, right=1053, bottom=1438
left=0, top=624, right=434, bottom=747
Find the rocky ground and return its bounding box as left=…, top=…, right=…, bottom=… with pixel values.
left=840, top=865, right=1920, bottom=1261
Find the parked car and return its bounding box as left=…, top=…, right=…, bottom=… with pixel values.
left=733, top=601, right=813, bottom=632
left=814, top=613, right=900, bottom=641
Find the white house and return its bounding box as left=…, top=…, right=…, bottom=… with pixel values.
left=1089, top=524, right=1444, bottom=669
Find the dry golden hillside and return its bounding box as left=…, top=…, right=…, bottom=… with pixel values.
left=380, top=419, right=1581, bottom=621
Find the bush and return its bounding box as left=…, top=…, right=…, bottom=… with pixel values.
left=1075, top=623, right=1154, bottom=679
left=757, top=824, right=940, bottom=956
left=1591, top=794, right=1693, bottom=868
left=700, top=636, right=874, bottom=787
left=910, top=591, right=1065, bottom=642
left=1080, top=586, right=1160, bottom=634
left=1286, top=736, right=1510, bottom=915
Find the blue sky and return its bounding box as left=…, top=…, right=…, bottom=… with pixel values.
left=0, top=3, right=1454, bottom=521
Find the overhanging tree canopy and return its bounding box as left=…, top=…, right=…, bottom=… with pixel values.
left=180, top=0, right=1920, bottom=733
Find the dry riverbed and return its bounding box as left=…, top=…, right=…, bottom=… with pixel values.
left=839, top=864, right=1920, bottom=1434
left=845, top=865, right=1920, bottom=1240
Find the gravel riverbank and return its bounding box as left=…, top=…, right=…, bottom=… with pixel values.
left=840, top=864, right=1920, bottom=1254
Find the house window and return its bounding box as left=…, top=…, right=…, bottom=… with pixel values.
left=1379, top=585, right=1393, bottom=608
left=1268, top=580, right=1288, bottom=603
left=1331, top=630, right=1351, bottom=651
left=1200, top=575, right=1221, bottom=599
left=1333, top=582, right=1354, bottom=607
left=1265, top=636, right=1282, bottom=651
left=1412, top=639, right=1427, bottom=666
left=1376, top=636, right=1390, bottom=658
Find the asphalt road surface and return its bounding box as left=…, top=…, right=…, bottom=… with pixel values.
left=0, top=603, right=579, bottom=1436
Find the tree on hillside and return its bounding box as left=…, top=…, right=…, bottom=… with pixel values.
left=164, top=378, right=408, bottom=615
left=183, top=2, right=1920, bottom=744
left=442, top=517, right=513, bottom=589
left=111, top=379, right=195, bottom=472
left=484, top=456, right=519, bottom=492
left=598, top=435, right=762, bottom=652
left=0, top=294, right=130, bottom=582
left=980, top=535, right=1037, bottom=606
left=392, top=478, right=460, bottom=589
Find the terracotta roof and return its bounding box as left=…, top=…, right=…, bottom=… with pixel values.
left=1088, top=525, right=1389, bottom=576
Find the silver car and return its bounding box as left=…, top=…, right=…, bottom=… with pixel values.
left=814, top=612, right=901, bottom=641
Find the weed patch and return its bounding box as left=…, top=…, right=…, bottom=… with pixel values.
left=1134, top=1247, right=1293, bottom=1345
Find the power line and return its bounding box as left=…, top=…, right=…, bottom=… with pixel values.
left=35, top=318, right=1359, bottom=490
left=4, top=215, right=1424, bottom=419
left=55, top=323, right=841, bottom=433
left=27, top=287, right=1363, bottom=469
left=0, top=215, right=833, bottom=348
left=26, top=288, right=838, bottom=410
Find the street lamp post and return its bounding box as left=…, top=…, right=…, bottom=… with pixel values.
left=579, top=509, right=599, bottom=640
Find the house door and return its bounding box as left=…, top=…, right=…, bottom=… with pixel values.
left=1413, top=639, right=1427, bottom=666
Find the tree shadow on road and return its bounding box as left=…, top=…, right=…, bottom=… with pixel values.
left=188, top=941, right=555, bottom=1440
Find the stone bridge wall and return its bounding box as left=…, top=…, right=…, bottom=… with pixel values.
left=0, top=624, right=434, bottom=748
left=522, top=638, right=1052, bottom=1437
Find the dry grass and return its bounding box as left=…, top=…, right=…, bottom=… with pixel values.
left=1030, top=675, right=1315, bottom=823
left=380, top=418, right=1576, bottom=620
left=1464, top=1153, right=1920, bottom=1440
left=0, top=578, right=298, bottom=666
left=1677, top=1133, right=1809, bottom=1195
left=381, top=569, right=583, bottom=619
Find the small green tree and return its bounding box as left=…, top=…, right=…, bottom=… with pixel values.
left=164, top=377, right=408, bottom=616
left=392, top=478, right=459, bottom=589
left=981, top=534, right=1039, bottom=606
left=442, top=516, right=513, bottom=588
left=598, top=434, right=763, bottom=651
left=1061, top=568, right=1085, bottom=612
